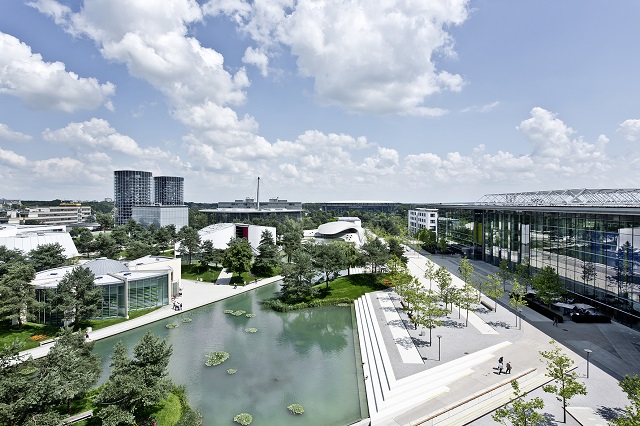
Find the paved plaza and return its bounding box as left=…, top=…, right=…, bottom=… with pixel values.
left=357, top=246, right=637, bottom=425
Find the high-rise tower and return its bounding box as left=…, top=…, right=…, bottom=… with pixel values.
left=114, top=170, right=152, bottom=226
left=154, top=176, right=184, bottom=205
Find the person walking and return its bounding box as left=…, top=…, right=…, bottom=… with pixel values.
left=498, top=356, right=503, bottom=364
left=505, top=362, right=511, bottom=374
left=498, top=361, right=503, bottom=374
left=553, top=317, right=558, bottom=326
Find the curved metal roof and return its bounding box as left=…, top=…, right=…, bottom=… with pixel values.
left=83, top=258, right=129, bottom=275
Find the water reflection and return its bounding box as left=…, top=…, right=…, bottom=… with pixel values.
left=278, top=308, right=350, bottom=356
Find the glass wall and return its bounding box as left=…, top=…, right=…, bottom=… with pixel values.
left=128, top=274, right=169, bottom=311
left=436, top=206, right=640, bottom=328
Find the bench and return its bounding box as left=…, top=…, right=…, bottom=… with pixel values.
left=480, top=299, right=494, bottom=311
left=62, top=410, right=93, bottom=424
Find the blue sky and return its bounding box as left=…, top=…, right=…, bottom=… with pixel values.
left=1, top=0, right=639, bottom=203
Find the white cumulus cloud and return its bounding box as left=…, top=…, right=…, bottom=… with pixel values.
left=617, top=119, right=640, bottom=142
left=0, top=32, right=115, bottom=112
left=0, top=123, right=32, bottom=142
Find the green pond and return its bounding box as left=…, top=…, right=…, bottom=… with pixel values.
left=92, top=282, right=367, bottom=425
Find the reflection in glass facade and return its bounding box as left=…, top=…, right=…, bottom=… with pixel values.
left=430, top=204, right=640, bottom=328
left=34, top=273, right=169, bottom=325
left=131, top=205, right=189, bottom=230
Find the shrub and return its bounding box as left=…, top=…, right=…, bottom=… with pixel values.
left=205, top=351, right=229, bottom=366
left=233, top=412, right=253, bottom=425
left=262, top=298, right=353, bottom=312
left=287, top=403, right=305, bottom=415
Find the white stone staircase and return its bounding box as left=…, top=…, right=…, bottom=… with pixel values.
left=354, top=292, right=551, bottom=426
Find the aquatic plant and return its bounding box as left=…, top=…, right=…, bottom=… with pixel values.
left=233, top=413, right=253, bottom=425
left=205, top=351, right=229, bottom=366
left=244, top=328, right=257, bottom=333
left=287, top=403, right=305, bottom=415
left=227, top=369, right=237, bottom=374
left=165, top=323, right=179, bottom=329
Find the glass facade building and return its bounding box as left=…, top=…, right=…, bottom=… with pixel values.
left=429, top=190, right=640, bottom=329
left=132, top=205, right=189, bottom=230
left=154, top=176, right=184, bottom=205
left=114, top=170, right=153, bottom=226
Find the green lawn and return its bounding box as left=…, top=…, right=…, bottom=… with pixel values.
left=78, top=306, right=161, bottom=331
left=313, top=273, right=389, bottom=302
left=181, top=264, right=222, bottom=283
left=0, top=322, right=61, bottom=351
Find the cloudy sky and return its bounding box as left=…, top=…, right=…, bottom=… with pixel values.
left=1, top=0, right=640, bottom=203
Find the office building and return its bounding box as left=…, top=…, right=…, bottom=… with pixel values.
left=408, top=208, right=438, bottom=235
left=428, top=188, right=640, bottom=328
left=114, top=170, right=152, bottom=226
left=132, top=205, right=188, bottom=230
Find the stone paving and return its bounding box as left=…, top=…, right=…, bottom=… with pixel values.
left=365, top=246, right=637, bottom=425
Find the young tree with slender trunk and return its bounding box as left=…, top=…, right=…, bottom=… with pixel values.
left=485, top=273, right=504, bottom=312
left=498, top=258, right=511, bottom=291
left=459, top=281, right=477, bottom=327
left=413, top=288, right=446, bottom=345
left=509, top=278, right=528, bottom=329
left=540, top=339, right=587, bottom=424
left=492, top=379, right=545, bottom=426
left=424, top=258, right=437, bottom=291
left=434, top=265, right=453, bottom=312
left=612, top=373, right=640, bottom=425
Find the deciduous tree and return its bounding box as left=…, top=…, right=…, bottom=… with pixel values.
left=540, top=339, right=587, bottom=423
left=492, top=379, right=544, bottom=426
left=311, top=241, right=346, bottom=288
left=222, top=238, right=254, bottom=277
left=532, top=266, right=565, bottom=305
left=434, top=265, right=453, bottom=312
left=612, top=373, right=640, bottom=425
left=509, top=278, right=528, bottom=329
left=485, top=273, right=504, bottom=312
left=280, top=248, right=317, bottom=302
left=361, top=238, right=390, bottom=279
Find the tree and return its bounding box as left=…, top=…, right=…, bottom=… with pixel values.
left=416, top=228, right=437, bottom=252
left=612, top=373, right=640, bottom=425
left=97, top=332, right=173, bottom=425
left=459, top=280, right=477, bottom=327
left=280, top=248, right=317, bottom=302
left=434, top=265, right=453, bottom=311
left=200, top=240, right=222, bottom=269
left=387, top=237, right=408, bottom=265
left=532, top=266, right=565, bottom=305
left=29, top=243, right=66, bottom=271
left=540, top=339, right=587, bottom=423
left=110, top=226, right=130, bottom=247
left=387, top=257, right=415, bottom=308
left=36, top=327, right=101, bottom=414
left=0, top=247, right=26, bottom=279
left=515, top=258, right=533, bottom=291
left=177, top=226, right=201, bottom=264
left=53, top=267, right=103, bottom=328
left=70, top=227, right=94, bottom=257
left=498, top=258, right=512, bottom=291
left=93, top=233, right=120, bottom=259
left=509, top=278, right=528, bottom=329
left=437, top=236, right=448, bottom=256
left=252, top=230, right=280, bottom=277
left=96, top=211, right=114, bottom=232
left=0, top=340, right=39, bottom=425
left=222, top=238, right=254, bottom=277
left=339, top=241, right=362, bottom=275
left=459, top=258, right=474, bottom=287
left=281, top=219, right=303, bottom=263
left=0, top=263, right=37, bottom=329
left=361, top=238, right=390, bottom=279
left=492, top=379, right=545, bottom=426
left=125, top=240, right=154, bottom=260
left=311, top=241, right=346, bottom=288
left=485, top=273, right=504, bottom=312
left=413, top=288, right=446, bottom=344
left=424, top=258, right=437, bottom=291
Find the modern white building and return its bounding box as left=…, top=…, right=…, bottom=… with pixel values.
left=196, top=223, right=276, bottom=254
left=32, top=256, right=178, bottom=324
left=17, top=204, right=92, bottom=226
left=305, top=217, right=366, bottom=247
left=0, top=224, right=79, bottom=258
left=408, top=208, right=438, bottom=235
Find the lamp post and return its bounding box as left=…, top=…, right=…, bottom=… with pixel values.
left=584, top=349, right=592, bottom=378
left=437, top=335, right=442, bottom=361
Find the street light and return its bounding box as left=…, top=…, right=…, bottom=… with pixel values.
left=437, top=335, right=442, bottom=361
left=584, top=349, right=592, bottom=378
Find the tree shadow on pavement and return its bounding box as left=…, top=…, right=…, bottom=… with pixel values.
left=596, top=406, right=625, bottom=422
left=443, top=319, right=465, bottom=329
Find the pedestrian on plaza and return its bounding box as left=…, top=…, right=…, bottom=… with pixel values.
left=498, top=361, right=503, bottom=374
left=498, top=356, right=503, bottom=364
left=553, top=316, right=558, bottom=326
left=505, top=362, right=512, bottom=374
left=179, top=302, right=183, bottom=311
